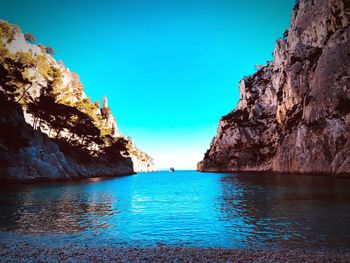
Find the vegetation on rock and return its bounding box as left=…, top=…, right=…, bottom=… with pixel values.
left=0, top=20, right=154, bottom=180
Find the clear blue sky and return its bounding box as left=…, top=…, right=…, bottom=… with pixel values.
left=0, top=0, right=294, bottom=169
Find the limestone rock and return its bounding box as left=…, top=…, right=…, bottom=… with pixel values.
left=198, top=0, right=350, bottom=176
left=0, top=20, right=155, bottom=181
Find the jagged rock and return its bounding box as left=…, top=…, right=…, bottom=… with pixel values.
left=100, top=95, right=121, bottom=137
left=198, top=0, right=350, bottom=176
left=0, top=20, right=154, bottom=181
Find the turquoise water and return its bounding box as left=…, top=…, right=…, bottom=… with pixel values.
left=0, top=171, right=350, bottom=251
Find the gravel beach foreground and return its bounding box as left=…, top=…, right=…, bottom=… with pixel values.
left=0, top=243, right=349, bottom=262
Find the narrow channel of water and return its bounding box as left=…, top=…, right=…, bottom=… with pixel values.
left=0, top=171, right=349, bottom=251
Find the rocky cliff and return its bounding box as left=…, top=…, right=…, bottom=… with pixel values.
left=198, top=0, right=350, bottom=176
left=0, top=21, right=155, bottom=181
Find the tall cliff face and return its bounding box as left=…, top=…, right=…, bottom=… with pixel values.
left=198, top=0, right=350, bottom=176
left=0, top=21, right=154, bottom=181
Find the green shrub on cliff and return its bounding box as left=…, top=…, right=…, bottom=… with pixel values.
left=0, top=41, right=9, bottom=61
left=46, top=46, right=55, bottom=55
left=0, top=20, right=19, bottom=43
left=24, top=32, right=35, bottom=43
left=14, top=51, right=35, bottom=68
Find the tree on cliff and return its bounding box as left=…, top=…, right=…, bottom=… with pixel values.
left=27, top=95, right=102, bottom=146
left=0, top=54, right=33, bottom=102
left=103, top=136, right=129, bottom=161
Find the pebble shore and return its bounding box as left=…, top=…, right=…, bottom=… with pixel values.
left=1, top=243, right=349, bottom=262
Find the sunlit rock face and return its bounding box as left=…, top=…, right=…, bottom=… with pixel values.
left=0, top=21, right=154, bottom=181
left=198, top=0, right=350, bottom=176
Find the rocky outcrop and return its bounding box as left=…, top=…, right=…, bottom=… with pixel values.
left=100, top=95, right=121, bottom=137
left=0, top=21, right=154, bottom=181
left=0, top=99, right=134, bottom=181
left=198, top=0, right=350, bottom=176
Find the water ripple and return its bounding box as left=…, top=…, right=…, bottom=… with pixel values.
left=0, top=171, right=350, bottom=251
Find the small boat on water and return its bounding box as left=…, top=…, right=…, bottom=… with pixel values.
left=169, top=167, right=175, bottom=172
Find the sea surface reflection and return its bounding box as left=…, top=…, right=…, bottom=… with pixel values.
left=0, top=171, right=349, bottom=251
